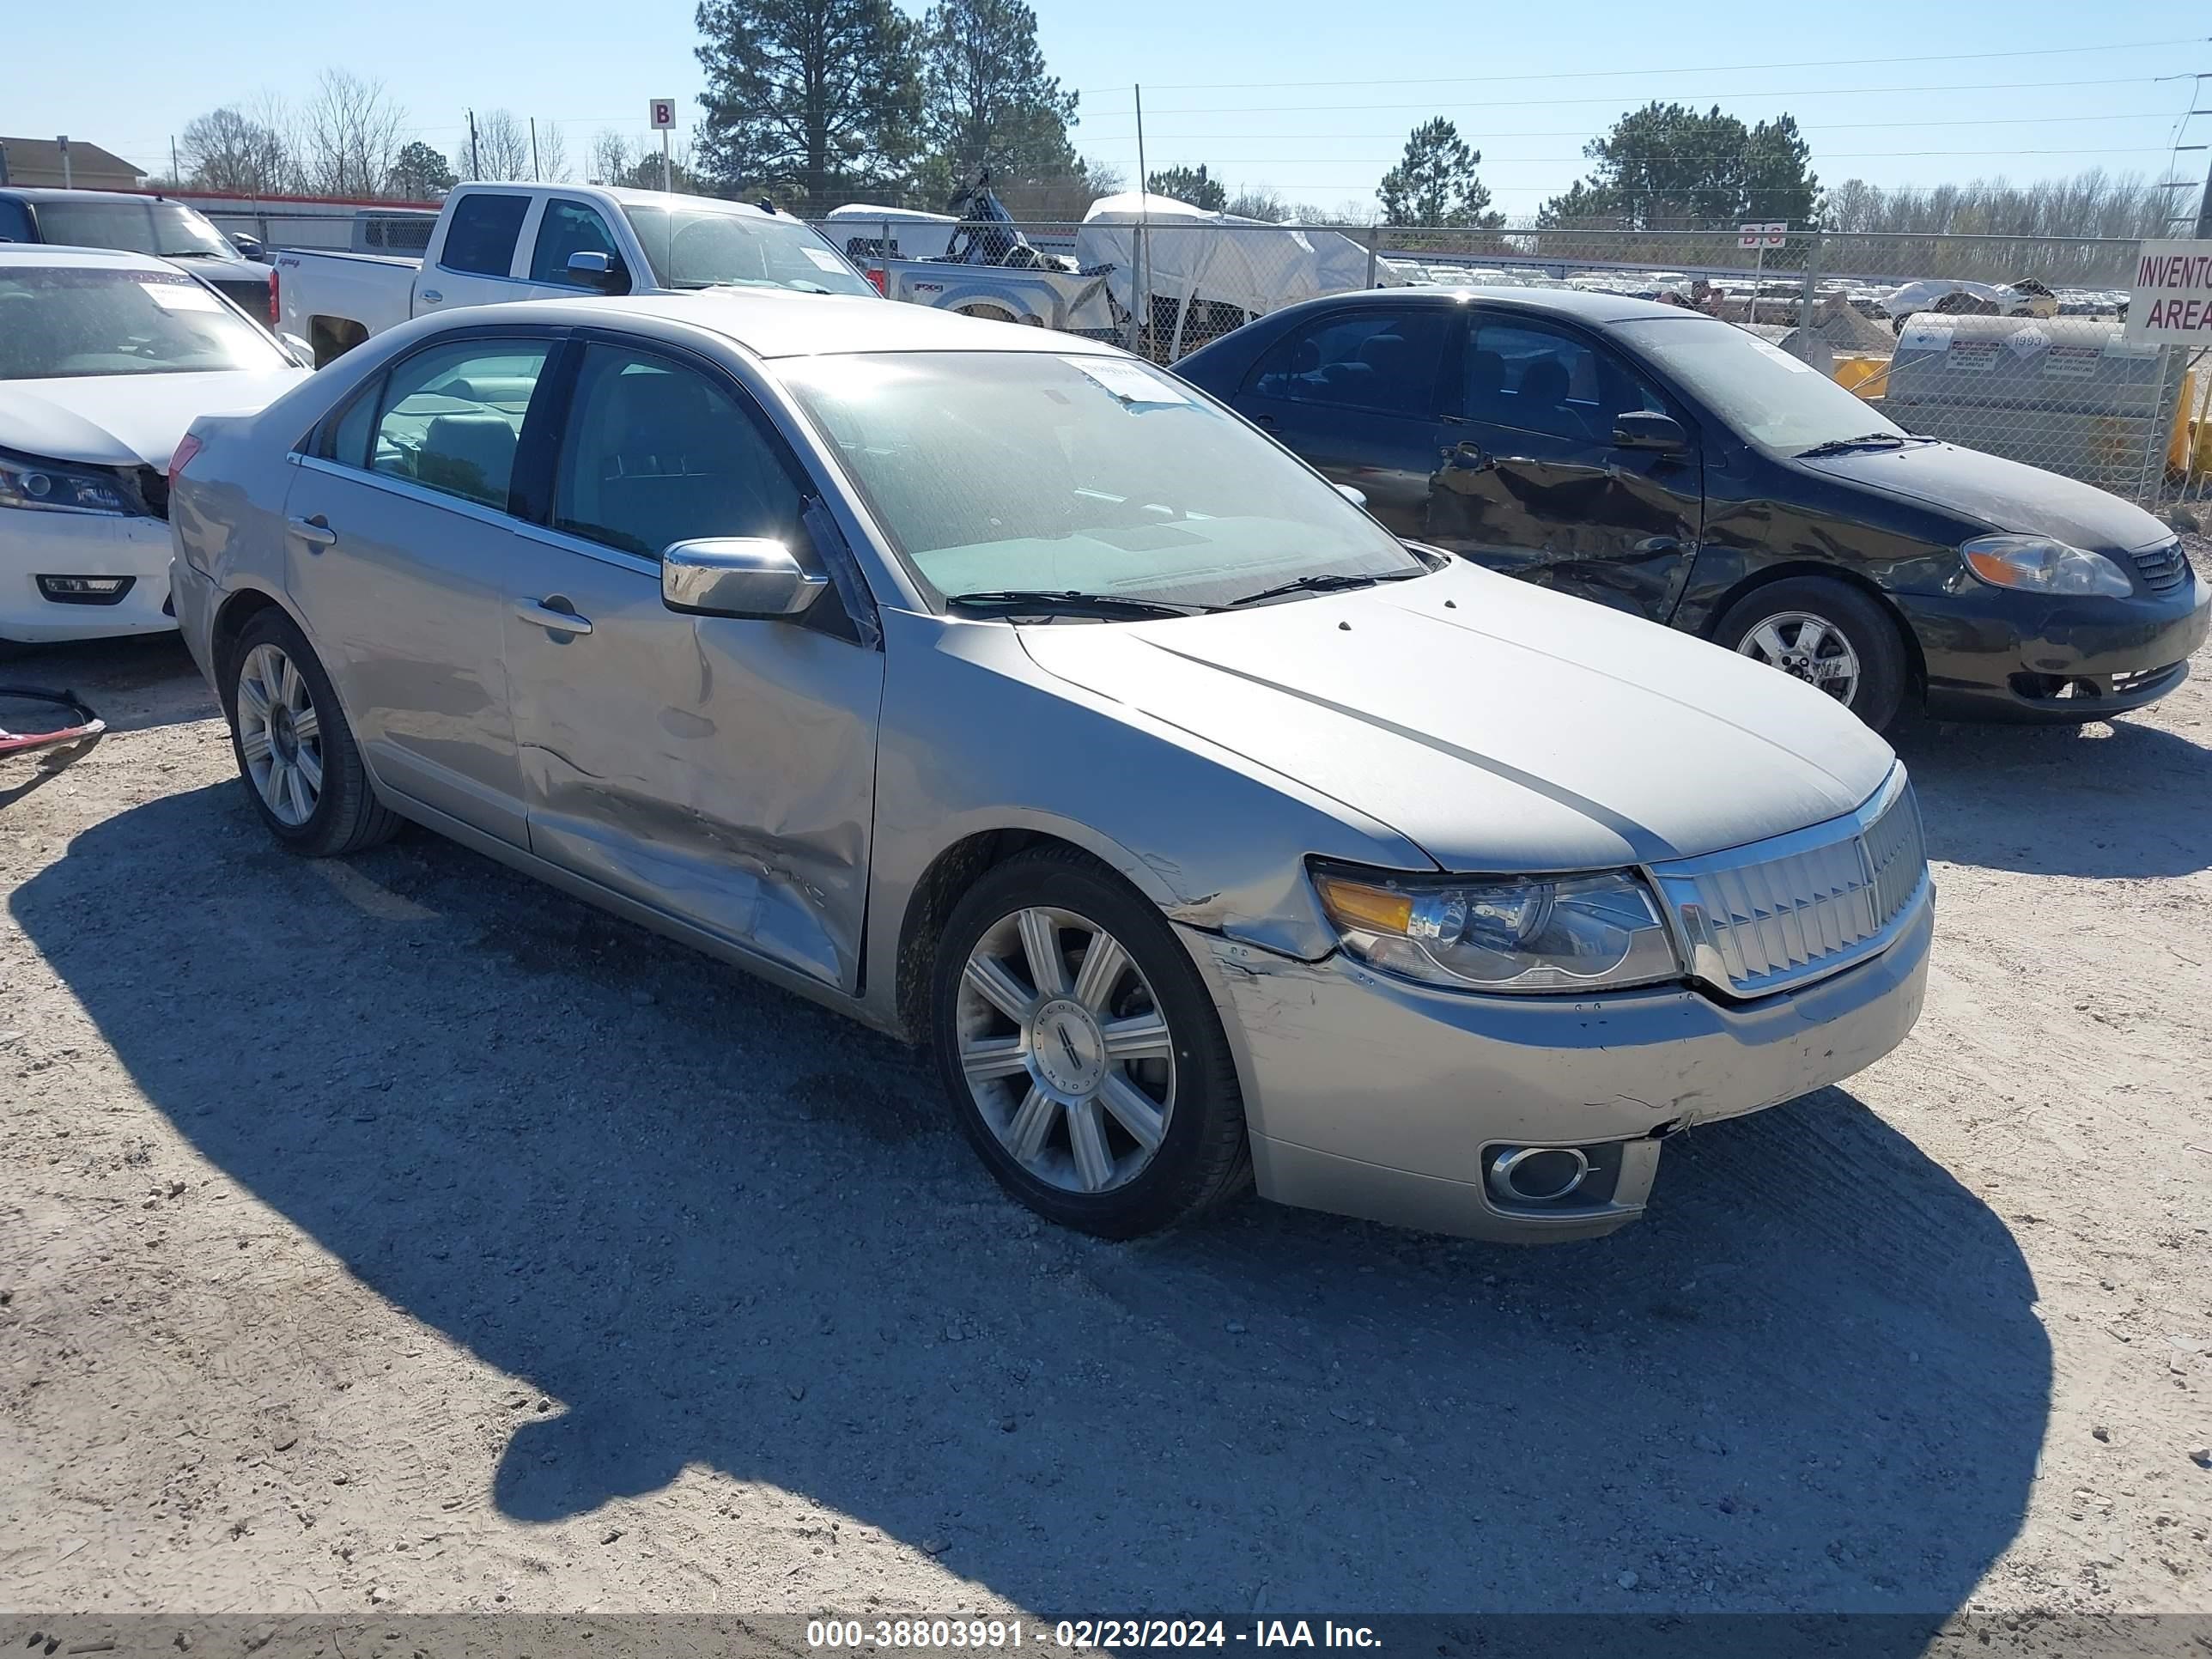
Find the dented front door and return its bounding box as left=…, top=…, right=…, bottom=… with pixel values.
left=501, top=535, right=884, bottom=993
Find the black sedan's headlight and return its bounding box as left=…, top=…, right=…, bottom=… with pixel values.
left=0, top=448, right=137, bottom=516
left=1311, top=862, right=1682, bottom=994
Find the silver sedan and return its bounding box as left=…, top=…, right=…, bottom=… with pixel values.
left=168, top=292, right=1932, bottom=1243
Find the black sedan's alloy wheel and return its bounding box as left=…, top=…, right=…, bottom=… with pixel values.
left=1718, top=577, right=1908, bottom=731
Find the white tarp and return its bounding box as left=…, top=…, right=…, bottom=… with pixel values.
left=1074, top=191, right=1401, bottom=323
left=822, top=204, right=960, bottom=261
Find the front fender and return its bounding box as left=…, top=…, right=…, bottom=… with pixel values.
left=860, top=609, right=1431, bottom=1028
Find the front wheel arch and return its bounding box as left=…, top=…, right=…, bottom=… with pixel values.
left=1702, top=563, right=1924, bottom=709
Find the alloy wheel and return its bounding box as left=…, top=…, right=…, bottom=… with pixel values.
left=954, top=906, right=1177, bottom=1195
left=236, top=642, right=324, bottom=826
left=1736, top=610, right=1863, bottom=706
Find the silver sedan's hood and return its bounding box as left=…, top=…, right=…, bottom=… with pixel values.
left=1017, top=560, right=1896, bottom=872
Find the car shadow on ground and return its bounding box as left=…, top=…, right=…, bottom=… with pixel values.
left=13, top=782, right=2049, bottom=1621
left=0, top=634, right=214, bottom=736
left=1893, top=710, right=2212, bottom=878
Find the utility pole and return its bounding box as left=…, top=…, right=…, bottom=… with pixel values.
left=58, top=135, right=71, bottom=189
left=468, top=110, right=481, bottom=182
left=2197, top=146, right=2212, bottom=240
left=530, top=118, right=541, bottom=182
left=170, top=136, right=179, bottom=185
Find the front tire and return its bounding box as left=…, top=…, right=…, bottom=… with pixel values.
left=224, top=609, right=398, bottom=856
left=1717, top=576, right=1908, bottom=731
left=931, top=848, right=1251, bottom=1238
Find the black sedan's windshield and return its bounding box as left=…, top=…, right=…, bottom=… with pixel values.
left=1613, top=314, right=1909, bottom=455
left=781, top=350, right=1425, bottom=611
left=0, top=265, right=290, bottom=380
left=33, top=199, right=236, bottom=260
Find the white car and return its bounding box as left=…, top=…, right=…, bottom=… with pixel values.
left=0, top=246, right=308, bottom=643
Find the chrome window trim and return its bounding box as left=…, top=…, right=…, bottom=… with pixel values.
left=294, top=453, right=526, bottom=536
left=1645, top=764, right=1930, bottom=1000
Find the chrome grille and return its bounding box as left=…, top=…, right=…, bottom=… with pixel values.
left=1652, top=775, right=1929, bottom=1000
left=2130, top=541, right=2190, bottom=593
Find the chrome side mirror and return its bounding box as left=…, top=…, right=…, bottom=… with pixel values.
left=662, top=538, right=827, bottom=619
left=566, top=250, right=629, bottom=295
left=1334, top=483, right=1369, bottom=510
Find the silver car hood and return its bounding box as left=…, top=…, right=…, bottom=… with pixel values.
left=1017, top=559, right=1897, bottom=872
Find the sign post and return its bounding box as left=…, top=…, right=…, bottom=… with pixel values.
left=2126, top=240, right=2212, bottom=343
left=648, top=98, right=677, bottom=194
left=1739, top=222, right=1787, bottom=327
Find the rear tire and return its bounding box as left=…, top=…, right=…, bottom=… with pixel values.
left=931, top=848, right=1251, bottom=1238
left=1717, top=577, right=1909, bottom=731
left=223, top=608, right=399, bottom=856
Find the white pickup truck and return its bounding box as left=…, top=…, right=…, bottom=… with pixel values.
left=276, top=181, right=877, bottom=366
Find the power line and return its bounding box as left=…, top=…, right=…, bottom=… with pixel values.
left=1075, top=35, right=2206, bottom=94
left=1135, top=146, right=2201, bottom=167
left=1115, top=112, right=2196, bottom=144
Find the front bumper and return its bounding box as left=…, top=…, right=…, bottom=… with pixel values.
left=1894, top=572, right=2209, bottom=723
left=1189, top=892, right=1933, bottom=1243
left=1, top=511, right=177, bottom=642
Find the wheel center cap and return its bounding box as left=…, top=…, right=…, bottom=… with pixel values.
left=1030, top=998, right=1106, bottom=1097
left=270, top=705, right=299, bottom=760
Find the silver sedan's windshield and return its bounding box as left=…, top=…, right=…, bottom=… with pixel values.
left=1613, top=315, right=1908, bottom=454
left=778, top=350, right=1425, bottom=609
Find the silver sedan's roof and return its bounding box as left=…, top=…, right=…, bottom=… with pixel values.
left=489, top=289, right=1123, bottom=361
left=0, top=245, right=183, bottom=275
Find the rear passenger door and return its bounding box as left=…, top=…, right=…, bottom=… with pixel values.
left=283, top=330, right=561, bottom=846
left=416, top=190, right=534, bottom=319
left=499, top=336, right=886, bottom=993
left=1231, top=305, right=1462, bottom=540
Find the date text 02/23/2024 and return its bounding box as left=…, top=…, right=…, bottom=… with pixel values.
left=805, top=1620, right=1383, bottom=1650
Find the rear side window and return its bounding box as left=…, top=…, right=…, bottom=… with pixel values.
left=439, top=195, right=530, bottom=277
left=367, top=338, right=551, bottom=510
left=1246, top=308, right=1454, bottom=418
left=552, top=343, right=808, bottom=561
left=0, top=198, right=33, bottom=242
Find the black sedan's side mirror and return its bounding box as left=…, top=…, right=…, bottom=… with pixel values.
left=1613, top=410, right=1688, bottom=452
left=566, top=250, right=631, bottom=295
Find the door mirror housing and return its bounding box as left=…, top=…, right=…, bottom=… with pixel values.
left=230, top=234, right=267, bottom=263
left=1334, top=483, right=1369, bottom=511
left=662, top=538, right=828, bottom=620
left=1613, top=410, right=1687, bottom=452
left=566, top=250, right=630, bottom=295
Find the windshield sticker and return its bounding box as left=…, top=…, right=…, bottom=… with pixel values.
left=1064, top=356, right=1192, bottom=405
left=1745, top=335, right=1814, bottom=373
left=141, top=282, right=223, bottom=313
left=801, top=246, right=850, bottom=272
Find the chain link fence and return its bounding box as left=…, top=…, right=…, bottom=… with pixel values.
left=835, top=216, right=2207, bottom=511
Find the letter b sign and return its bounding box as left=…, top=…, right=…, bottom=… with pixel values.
left=648, top=99, right=677, bottom=130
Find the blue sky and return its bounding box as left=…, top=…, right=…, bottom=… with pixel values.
left=3, top=0, right=2205, bottom=216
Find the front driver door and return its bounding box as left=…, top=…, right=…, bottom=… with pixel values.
left=1231, top=304, right=1461, bottom=540
left=500, top=337, right=885, bottom=993
left=1428, top=313, right=1704, bottom=622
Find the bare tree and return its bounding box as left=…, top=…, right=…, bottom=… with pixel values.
left=301, top=70, right=409, bottom=197
left=536, top=120, right=570, bottom=182
left=179, top=105, right=295, bottom=195
left=471, top=109, right=533, bottom=182
left=589, top=128, right=635, bottom=185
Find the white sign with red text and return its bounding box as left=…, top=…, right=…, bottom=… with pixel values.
left=2127, top=240, right=2212, bottom=342
left=1738, top=222, right=1788, bottom=250
left=648, top=99, right=678, bottom=131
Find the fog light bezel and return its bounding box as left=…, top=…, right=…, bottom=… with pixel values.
left=35, top=574, right=137, bottom=606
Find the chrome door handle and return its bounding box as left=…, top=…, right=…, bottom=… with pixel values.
left=287, top=514, right=337, bottom=547
left=419, top=289, right=443, bottom=303
left=514, top=599, right=592, bottom=636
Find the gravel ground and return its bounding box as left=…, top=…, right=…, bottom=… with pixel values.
left=1, top=591, right=2208, bottom=1624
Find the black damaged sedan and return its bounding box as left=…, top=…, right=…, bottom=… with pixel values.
left=1175, top=288, right=2207, bottom=728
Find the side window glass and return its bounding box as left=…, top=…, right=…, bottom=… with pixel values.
left=0, top=199, right=33, bottom=243
left=1245, top=309, right=1452, bottom=418
left=439, top=194, right=530, bottom=277
left=368, top=339, right=550, bottom=510
left=553, top=344, right=810, bottom=562
left=530, top=201, right=624, bottom=288
left=1468, top=320, right=1667, bottom=442
left=320, top=375, right=382, bottom=468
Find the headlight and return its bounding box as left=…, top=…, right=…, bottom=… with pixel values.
left=1311, top=864, right=1681, bottom=994
left=1961, top=534, right=2130, bottom=598
left=0, top=447, right=135, bottom=517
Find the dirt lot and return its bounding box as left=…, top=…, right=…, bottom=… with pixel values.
left=2, top=599, right=2209, bottom=1625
